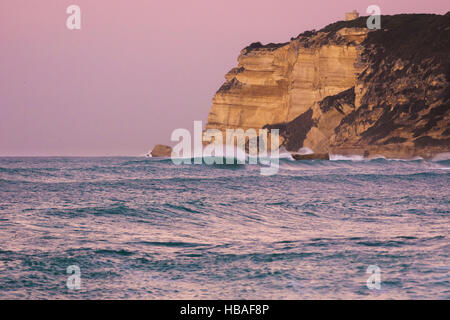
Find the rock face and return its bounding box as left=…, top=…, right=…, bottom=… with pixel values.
left=150, top=144, right=172, bottom=157
left=206, top=28, right=367, bottom=132
left=292, top=153, right=330, bottom=160
left=206, top=13, right=450, bottom=159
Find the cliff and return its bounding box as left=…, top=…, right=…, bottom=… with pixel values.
left=205, top=13, right=450, bottom=158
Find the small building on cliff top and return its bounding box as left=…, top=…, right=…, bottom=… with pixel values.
left=345, top=10, right=359, bottom=21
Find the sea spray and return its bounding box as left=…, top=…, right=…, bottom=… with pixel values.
left=170, top=121, right=280, bottom=175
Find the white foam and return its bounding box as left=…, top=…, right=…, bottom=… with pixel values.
left=389, top=156, right=424, bottom=161
left=296, top=147, right=314, bottom=155
left=138, top=151, right=153, bottom=157
left=330, top=154, right=364, bottom=161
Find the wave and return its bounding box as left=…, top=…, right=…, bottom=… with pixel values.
left=43, top=204, right=143, bottom=217
left=131, top=151, right=448, bottom=165
left=132, top=241, right=208, bottom=248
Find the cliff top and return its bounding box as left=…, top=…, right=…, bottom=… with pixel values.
left=243, top=13, right=450, bottom=74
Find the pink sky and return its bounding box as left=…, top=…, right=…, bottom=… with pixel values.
left=1, top=0, right=448, bottom=156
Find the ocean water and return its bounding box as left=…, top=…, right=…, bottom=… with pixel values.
left=0, top=156, right=449, bottom=299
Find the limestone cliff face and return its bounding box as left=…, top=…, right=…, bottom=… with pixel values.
left=206, top=28, right=367, bottom=131
left=206, top=13, right=450, bottom=158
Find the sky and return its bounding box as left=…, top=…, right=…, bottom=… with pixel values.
left=0, top=0, right=448, bottom=156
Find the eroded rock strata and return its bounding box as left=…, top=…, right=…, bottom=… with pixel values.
left=205, top=13, right=450, bottom=158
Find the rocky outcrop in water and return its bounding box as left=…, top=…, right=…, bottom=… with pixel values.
left=151, top=144, right=172, bottom=157
left=206, top=13, right=450, bottom=159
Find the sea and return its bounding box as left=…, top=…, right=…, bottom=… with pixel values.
left=0, top=155, right=449, bottom=299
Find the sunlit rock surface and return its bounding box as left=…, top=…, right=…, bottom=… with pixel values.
left=150, top=144, right=172, bottom=157
left=206, top=13, right=450, bottom=159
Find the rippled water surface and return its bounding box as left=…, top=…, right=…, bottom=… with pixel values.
left=0, top=156, right=449, bottom=299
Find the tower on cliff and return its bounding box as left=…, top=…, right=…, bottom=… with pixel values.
left=345, top=10, right=359, bottom=21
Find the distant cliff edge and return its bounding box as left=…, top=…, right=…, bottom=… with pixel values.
left=205, top=13, right=450, bottom=159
